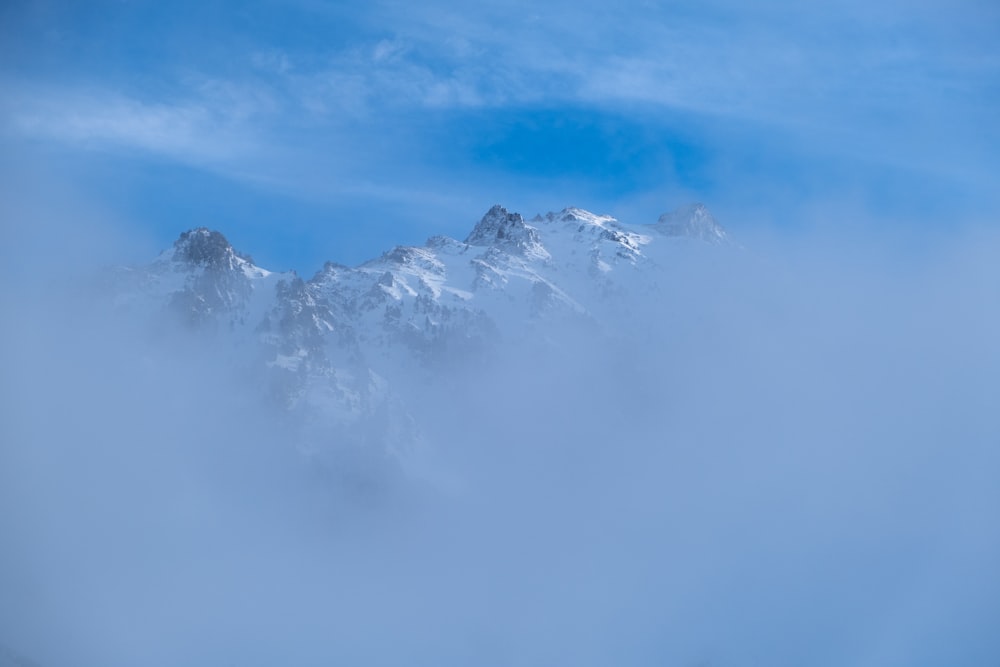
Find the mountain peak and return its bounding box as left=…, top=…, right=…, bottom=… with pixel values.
left=174, top=228, right=235, bottom=264
left=171, top=227, right=257, bottom=271
left=654, top=203, right=728, bottom=243
left=543, top=207, right=619, bottom=228
left=464, top=205, right=542, bottom=253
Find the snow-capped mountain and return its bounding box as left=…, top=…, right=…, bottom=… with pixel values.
left=105, top=203, right=731, bottom=467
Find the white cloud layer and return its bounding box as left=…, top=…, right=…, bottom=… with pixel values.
left=1, top=197, right=999, bottom=666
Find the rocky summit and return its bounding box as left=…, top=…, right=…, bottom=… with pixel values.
left=105, top=203, right=733, bottom=468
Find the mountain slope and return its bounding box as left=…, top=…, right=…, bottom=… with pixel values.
left=105, top=203, right=732, bottom=467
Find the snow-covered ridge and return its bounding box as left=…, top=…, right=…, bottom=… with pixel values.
left=106, top=203, right=730, bottom=461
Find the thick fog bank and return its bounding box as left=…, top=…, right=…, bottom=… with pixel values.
left=2, top=221, right=999, bottom=667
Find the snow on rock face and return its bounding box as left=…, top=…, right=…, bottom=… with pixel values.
left=539, top=206, right=617, bottom=228
left=170, top=227, right=269, bottom=277
left=104, top=203, right=730, bottom=465
left=103, top=227, right=281, bottom=332
left=173, top=228, right=240, bottom=267
left=155, top=230, right=269, bottom=327
left=129, top=201, right=729, bottom=357
left=654, top=203, right=729, bottom=244
left=465, top=204, right=545, bottom=255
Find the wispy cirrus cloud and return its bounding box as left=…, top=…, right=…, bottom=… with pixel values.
left=4, top=84, right=267, bottom=166
left=8, top=0, right=996, bottom=172
left=1, top=0, right=997, bottom=267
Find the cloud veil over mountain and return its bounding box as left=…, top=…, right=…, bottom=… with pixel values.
left=2, top=2, right=999, bottom=662
left=2, top=199, right=999, bottom=666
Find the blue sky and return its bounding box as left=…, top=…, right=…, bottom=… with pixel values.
left=2, top=0, right=998, bottom=272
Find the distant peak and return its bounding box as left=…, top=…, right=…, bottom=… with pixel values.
left=654, top=203, right=728, bottom=243
left=464, top=205, right=541, bottom=252
left=465, top=205, right=519, bottom=242
left=172, top=228, right=254, bottom=270
left=542, top=207, right=618, bottom=227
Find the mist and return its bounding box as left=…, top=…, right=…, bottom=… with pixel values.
left=2, top=204, right=999, bottom=667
